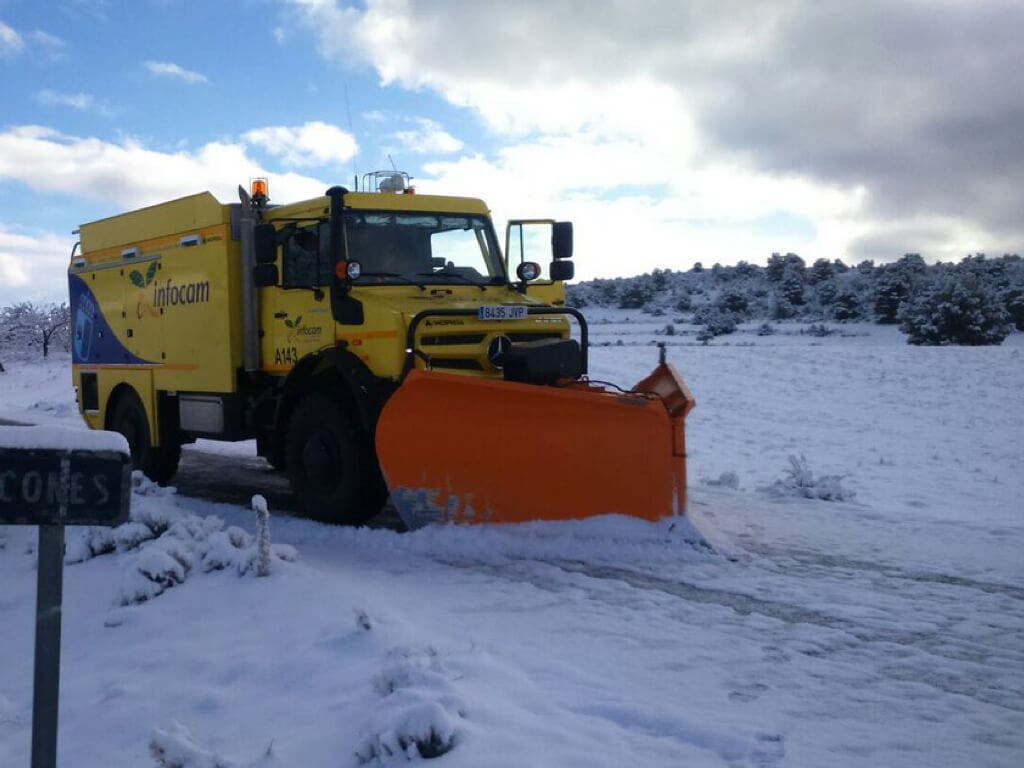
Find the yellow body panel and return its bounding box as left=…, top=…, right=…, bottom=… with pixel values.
left=79, top=193, right=228, bottom=258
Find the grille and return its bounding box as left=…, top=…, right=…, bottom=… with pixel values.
left=507, top=332, right=564, bottom=343
left=420, top=333, right=486, bottom=346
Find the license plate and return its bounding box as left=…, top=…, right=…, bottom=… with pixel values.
left=478, top=305, right=528, bottom=321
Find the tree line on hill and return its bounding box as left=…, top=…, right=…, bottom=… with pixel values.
left=567, top=252, right=1024, bottom=345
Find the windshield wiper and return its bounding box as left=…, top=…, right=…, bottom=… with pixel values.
left=357, top=272, right=426, bottom=290
left=416, top=271, right=489, bottom=292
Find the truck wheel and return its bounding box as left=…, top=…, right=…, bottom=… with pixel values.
left=109, top=389, right=180, bottom=485
left=286, top=393, right=383, bottom=525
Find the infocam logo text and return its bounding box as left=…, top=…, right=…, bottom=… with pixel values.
left=153, top=278, right=211, bottom=307
left=127, top=260, right=211, bottom=314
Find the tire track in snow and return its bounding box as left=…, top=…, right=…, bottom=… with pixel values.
left=547, top=560, right=1024, bottom=713
left=438, top=550, right=1022, bottom=715
left=734, top=542, right=1024, bottom=601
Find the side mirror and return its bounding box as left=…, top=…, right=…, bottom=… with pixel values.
left=253, top=263, right=278, bottom=287
left=254, top=224, right=277, bottom=264
left=550, top=260, right=574, bottom=282
left=552, top=222, right=573, bottom=260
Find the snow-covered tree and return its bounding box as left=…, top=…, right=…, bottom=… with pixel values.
left=0, top=302, right=70, bottom=359
left=899, top=275, right=1012, bottom=345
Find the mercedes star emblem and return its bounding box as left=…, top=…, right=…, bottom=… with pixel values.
left=487, top=335, right=512, bottom=369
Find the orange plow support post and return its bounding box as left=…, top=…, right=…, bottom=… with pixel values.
left=375, top=364, right=695, bottom=529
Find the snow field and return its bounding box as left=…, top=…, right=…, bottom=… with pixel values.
left=1, top=319, right=1022, bottom=766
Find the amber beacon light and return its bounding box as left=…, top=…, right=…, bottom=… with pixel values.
left=250, top=177, right=269, bottom=199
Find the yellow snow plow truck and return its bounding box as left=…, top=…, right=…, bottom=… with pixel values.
left=69, top=174, right=694, bottom=528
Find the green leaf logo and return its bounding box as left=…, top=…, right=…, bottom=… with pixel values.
left=129, top=270, right=145, bottom=288
left=145, top=261, right=158, bottom=285
left=293, top=316, right=302, bottom=327
left=284, top=318, right=295, bottom=328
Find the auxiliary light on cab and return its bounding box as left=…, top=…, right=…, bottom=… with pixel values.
left=336, top=260, right=362, bottom=280
left=250, top=177, right=269, bottom=200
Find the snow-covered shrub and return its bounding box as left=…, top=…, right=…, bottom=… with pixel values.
left=355, top=697, right=459, bottom=764
left=149, top=722, right=272, bottom=768
left=771, top=298, right=797, bottom=320
left=716, top=289, right=749, bottom=316
left=763, top=455, right=854, bottom=502
left=899, top=276, right=1012, bottom=345
left=356, top=647, right=467, bottom=764
left=805, top=323, right=833, bottom=337
left=693, top=306, right=736, bottom=339
left=703, top=471, right=740, bottom=489
left=121, top=547, right=190, bottom=605
left=830, top=290, right=864, bottom=321
left=150, top=722, right=230, bottom=768
left=65, top=480, right=301, bottom=605
left=617, top=285, right=650, bottom=309
left=1003, top=288, right=1024, bottom=330
left=779, top=274, right=806, bottom=306
left=756, top=322, right=775, bottom=336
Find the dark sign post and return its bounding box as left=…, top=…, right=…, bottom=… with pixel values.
left=0, top=433, right=131, bottom=768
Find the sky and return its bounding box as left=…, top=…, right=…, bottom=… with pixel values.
left=0, top=0, right=1021, bottom=304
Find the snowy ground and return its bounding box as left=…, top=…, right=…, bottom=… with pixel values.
left=1, top=318, right=1022, bottom=767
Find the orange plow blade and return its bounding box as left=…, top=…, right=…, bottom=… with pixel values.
left=375, top=365, right=694, bottom=529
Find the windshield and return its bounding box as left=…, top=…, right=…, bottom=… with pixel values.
left=344, top=212, right=505, bottom=286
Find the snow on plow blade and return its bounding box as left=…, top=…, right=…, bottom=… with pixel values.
left=376, top=364, right=695, bottom=529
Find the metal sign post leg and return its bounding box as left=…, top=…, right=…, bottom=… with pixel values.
left=31, top=524, right=64, bottom=768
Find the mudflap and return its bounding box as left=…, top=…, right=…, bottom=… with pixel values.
left=375, top=366, right=694, bottom=529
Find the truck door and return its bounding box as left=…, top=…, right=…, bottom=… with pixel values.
left=260, top=223, right=334, bottom=372
left=505, top=219, right=569, bottom=305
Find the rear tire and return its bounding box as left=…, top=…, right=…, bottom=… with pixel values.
left=109, top=388, right=180, bottom=485
left=286, top=393, right=384, bottom=525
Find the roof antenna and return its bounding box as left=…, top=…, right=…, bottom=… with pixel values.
left=344, top=82, right=358, bottom=191
left=387, top=153, right=398, bottom=172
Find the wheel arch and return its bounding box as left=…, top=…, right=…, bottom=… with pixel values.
left=274, top=346, right=392, bottom=446
left=103, top=376, right=180, bottom=448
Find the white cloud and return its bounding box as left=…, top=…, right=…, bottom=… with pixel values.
left=0, top=226, right=73, bottom=305
left=388, top=118, right=463, bottom=155
left=0, top=21, right=65, bottom=61
left=36, top=90, right=96, bottom=111
left=29, top=30, right=65, bottom=60
left=418, top=146, right=866, bottom=280
left=286, top=0, right=1024, bottom=270
left=0, top=125, right=327, bottom=209
left=0, top=124, right=348, bottom=300
left=144, top=60, right=208, bottom=84
left=243, top=121, right=358, bottom=168
left=0, top=19, right=24, bottom=57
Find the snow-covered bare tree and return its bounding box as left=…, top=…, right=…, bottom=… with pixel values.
left=0, top=302, right=70, bottom=358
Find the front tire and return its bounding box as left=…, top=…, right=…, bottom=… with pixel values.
left=286, top=393, right=384, bottom=525
left=109, top=388, right=180, bottom=485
